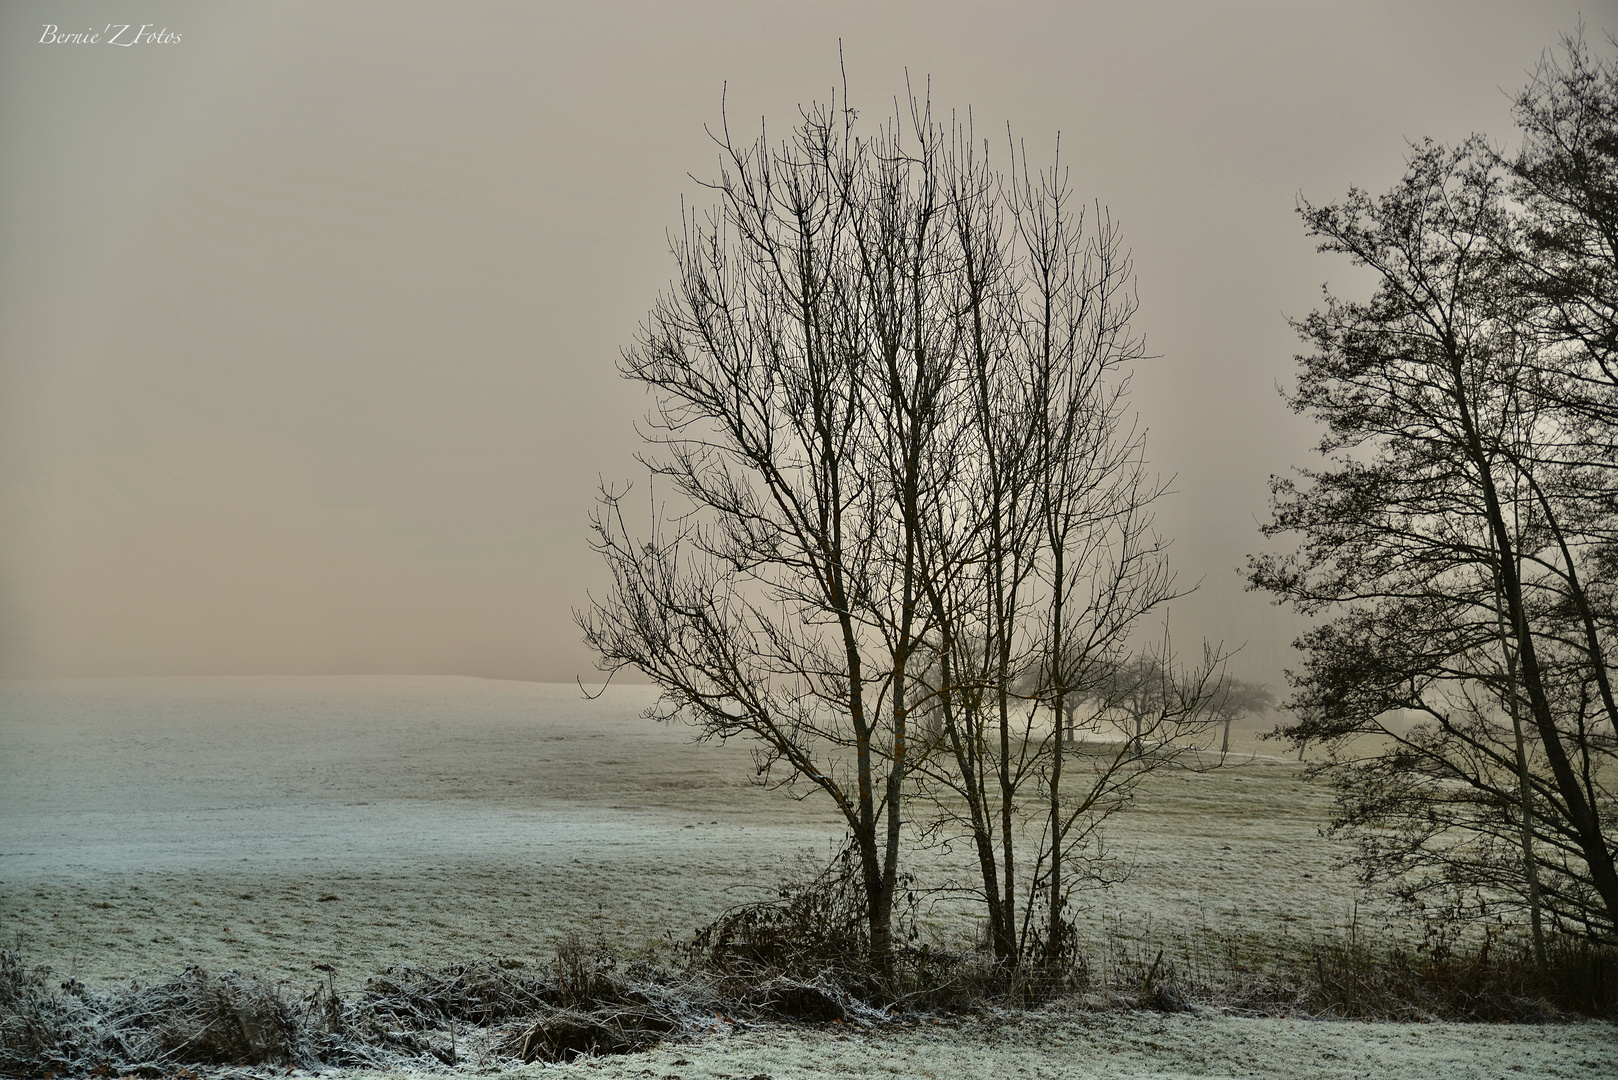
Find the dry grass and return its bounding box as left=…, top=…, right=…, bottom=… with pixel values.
left=6, top=917, right=1612, bottom=1078
left=1085, top=920, right=1615, bottom=1022
left=2, top=945, right=300, bottom=1077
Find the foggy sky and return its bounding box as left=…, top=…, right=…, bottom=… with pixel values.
left=1, top=1, right=1608, bottom=686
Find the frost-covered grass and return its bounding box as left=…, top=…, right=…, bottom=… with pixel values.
left=2, top=676, right=1612, bottom=1076
left=337, top=1011, right=1618, bottom=1080
left=0, top=676, right=1369, bottom=986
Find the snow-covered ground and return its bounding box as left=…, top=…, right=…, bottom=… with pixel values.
left=3, top=676, right=1611, bottom=1076
left=338, top=1011, right=1618, bottom=1080
left=1, top=676, right=845, bottom=982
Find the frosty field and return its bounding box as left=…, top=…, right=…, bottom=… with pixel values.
left=2, top=675, right=1612, bottom=1077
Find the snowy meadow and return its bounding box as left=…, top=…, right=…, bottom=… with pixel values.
left=2, top=676, right=1613, bottom=1078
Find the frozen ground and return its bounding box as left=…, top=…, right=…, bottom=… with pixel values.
left=3, top=676, right=1612, bottom=1076
left=355, top=1011, right=1617, bottom=1080
left=1, top=676, right=847, bottom=983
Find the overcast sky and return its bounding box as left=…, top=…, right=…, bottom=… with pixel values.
left=1, top=1, right=1609, bottom=687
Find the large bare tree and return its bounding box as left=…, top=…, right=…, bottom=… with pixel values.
left=1252, top=109, right=1618, bottom=942
left=583, top=83, right=1221, bottom=973
left=905, top=130, right=1223, bottom=970
left=579, top=87, right=961, bottom=968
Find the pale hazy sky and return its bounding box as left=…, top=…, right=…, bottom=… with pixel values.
left=1, top=1, right=1609, bottom=685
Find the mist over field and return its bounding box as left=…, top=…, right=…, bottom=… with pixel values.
left=0, top=675, right=1338, bottom=961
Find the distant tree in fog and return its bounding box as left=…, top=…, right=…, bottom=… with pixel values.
left=1206, top=678, right=1274, bottom=758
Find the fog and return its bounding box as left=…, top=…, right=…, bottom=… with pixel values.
left=0, top=0, right=1604, bottom=683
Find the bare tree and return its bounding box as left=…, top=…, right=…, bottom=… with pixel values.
left=583, top=80, right=1223, bottom=974
left=905, top=127, right=1224, bottom=969
left=1250, top=116, right=1618, bottom=941
left=1499, top=25, right=1618, bottom=960
left=579, top=87, right=951, bottom=968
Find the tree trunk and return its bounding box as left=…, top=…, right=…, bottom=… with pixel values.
left=1046, top=693, right=1066, bottom=965
left=1498, top=596, right=1549, bottom=973
left=1459, top=372, right=1618, bottom=930
left=1046, top=542, right=1067, bottom=967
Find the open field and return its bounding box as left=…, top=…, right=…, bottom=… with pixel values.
left=2, top=676, right=1612, bottom=1077
left=2, top=676, right=1357, bottom=982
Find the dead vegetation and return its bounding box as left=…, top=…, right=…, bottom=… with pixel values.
left=1090, top=919, right=1616, bottom=1023
left=2, top=950, right=299, bottom=1077
left=5, top=866, right=1614, bottom=1078
left=689, top=852, right=1617, bottom=1023
left=0, top=916, right=891, bottom=1079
